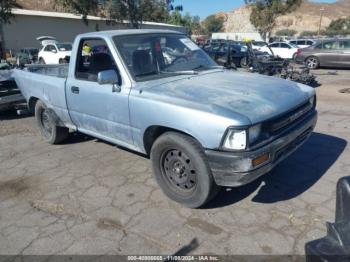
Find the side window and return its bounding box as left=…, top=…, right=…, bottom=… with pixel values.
left=315, top=43, right=322, bottom=49
left=75, top=38, right=120, bottom=83
left=270, top=43, right=280, bottom=48
left=323, top=41, right=338, bottom=50
left=280, top=43, right=290, bottom=48
left=298, top=40, right=306, bottom=45
left=44, top=45, right=52, bottom=51
left=290, top=41, right=296, bottom=45
left=307, top=41, right=314, bottom=46
left=339, top=40, right=350, bottom=49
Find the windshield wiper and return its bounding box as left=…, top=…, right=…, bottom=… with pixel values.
left=135, top=70, right=199, bottom=78
left=192, top=65, right=224, bottom=71
left=160, top=70, right=198, bottom=75
left=134, top=71, right=158, bottom=77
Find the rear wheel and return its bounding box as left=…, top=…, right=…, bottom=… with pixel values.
left=151, top=132, right=219, bottom=208
left=305, top=56, right=319, bottom=69
left=35, top=100, right=68, bottom=144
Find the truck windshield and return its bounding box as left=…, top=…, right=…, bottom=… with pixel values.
left=113, top=34, right=218, bottom=81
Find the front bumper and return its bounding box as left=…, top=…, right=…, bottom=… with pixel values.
left=206, top=110, right=318, bottom=187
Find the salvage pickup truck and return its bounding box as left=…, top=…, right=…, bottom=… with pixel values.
left=14, top=30, right=317, bottom=208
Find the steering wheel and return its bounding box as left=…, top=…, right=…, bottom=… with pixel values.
left=170, top=56, right=188, bottom=65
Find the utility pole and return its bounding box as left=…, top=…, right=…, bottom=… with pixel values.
left=318, top=7, right=325, bottom=36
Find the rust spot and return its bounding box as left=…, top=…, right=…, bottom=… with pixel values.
left=186, top=218, right=223, bottom=235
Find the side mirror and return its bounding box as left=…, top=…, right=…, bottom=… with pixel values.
left=52, top=49, right=57, bottom=53
left=97, top=69, right=121, bottom=92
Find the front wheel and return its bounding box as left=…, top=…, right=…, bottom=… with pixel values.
left=151, top=132, right=219, bottom=208
left=305, top=56, right=319, bottom=69
left=35, top=100, right=69, bottom=144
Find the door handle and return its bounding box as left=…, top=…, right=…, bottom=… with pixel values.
left=71, top=86, right=79, bottom=94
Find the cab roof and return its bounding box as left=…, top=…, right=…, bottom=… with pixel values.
left=77, top=29, right=184, bottom=39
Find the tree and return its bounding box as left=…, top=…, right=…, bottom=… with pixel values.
left=202, top=15, right=224, bottom=33
left=327, top=17, right=350, bottom=31
left=299, top=30, right=317, bottom=37
left=324, top=17, right=350, bottom=36
left=54, top=0, right=99, bottom=24
left=167, top=10, right=204, bottom=35
left=245, top=0, right=302, bottom=40
left=55, top=0, right=169, bottom=28
left=275, top=28, right=296, bottom=37
left=0, top=0, right=17, bottom=59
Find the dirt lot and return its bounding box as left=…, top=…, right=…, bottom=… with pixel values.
left=0, top=69, right=349, bottom=256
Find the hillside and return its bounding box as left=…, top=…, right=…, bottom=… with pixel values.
left=15, top=0, right=69, bottom=12
left=223, top=0, right=350, bottom=35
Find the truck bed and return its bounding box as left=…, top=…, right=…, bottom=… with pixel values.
left=13, top=65, right=72, bottom=126
left=25, top=64, right=69, bottom=78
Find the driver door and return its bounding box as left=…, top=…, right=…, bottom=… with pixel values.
left=65, top=38, right=133, bottom=145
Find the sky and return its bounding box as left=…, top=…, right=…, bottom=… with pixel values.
left=172, top=0, right=338, bottom=20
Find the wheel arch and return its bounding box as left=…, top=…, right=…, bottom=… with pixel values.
left=28, top=96, right=39, bottom=114
left=143, top=125, right=201, bottom=156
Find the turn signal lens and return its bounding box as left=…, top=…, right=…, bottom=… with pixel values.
left=252, top=153, right=270, bottom=167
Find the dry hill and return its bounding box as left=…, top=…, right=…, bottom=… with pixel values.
left=223, top=0, right=350, bottom=35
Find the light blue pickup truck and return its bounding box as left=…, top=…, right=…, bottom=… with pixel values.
left=14, top=30, right=317, bottom=208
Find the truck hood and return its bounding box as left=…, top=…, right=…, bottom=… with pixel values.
left=139, top=70, right=315, bottom=124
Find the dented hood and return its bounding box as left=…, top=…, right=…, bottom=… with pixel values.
left=140, top=70, right=315, bottom=124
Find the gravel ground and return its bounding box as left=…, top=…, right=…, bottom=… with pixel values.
left=0, top=69, right=349, bottom=256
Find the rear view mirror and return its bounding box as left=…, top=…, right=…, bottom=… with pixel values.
left=97, top=70, right=121, bottom=92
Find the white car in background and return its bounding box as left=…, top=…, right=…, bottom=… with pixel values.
left=288, top=39, right=316, bottom=49
left=251, top=41, right=268, bottom=50
left=37, top=36, right=72, bottom=64
left=260, top=42, right=300, bottom=59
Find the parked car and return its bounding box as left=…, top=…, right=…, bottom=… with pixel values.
left=288, top=39, right=316, bottom=49
left=203, top=41, right=268, bottom=68
left=37, top=36, right=72, bottom=64
left=204, top=42, right=249, bottom=68
left=251, top=41, right=268, bottom=50
left=16, top=48, right=39, bottom=66
left=295, top=38, right=350, bottom=69
left=260, top=42, right=300, bottom=59
left=14, top=30, right=317, bottom=208
left=0, top=71, right=25, bottom=112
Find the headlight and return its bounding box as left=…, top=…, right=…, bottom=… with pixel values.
left=309, top=96, right=316, bottom=107
left=249, top=124, right=262, bottom=144
left=223, top=129, right=247, bottom=150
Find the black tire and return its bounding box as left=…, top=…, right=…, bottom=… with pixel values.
left=35, top=100, right=68, bottom=144
left=305, top=56, right=319, bottom=69
left=39, top=58, right=45, bottom=64
left=151, top=132, right=219, bottom=208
